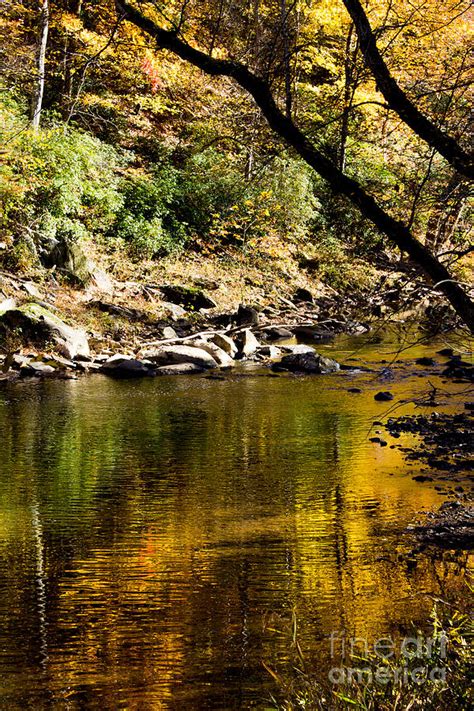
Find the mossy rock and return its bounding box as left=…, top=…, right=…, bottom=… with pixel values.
left=0, top=301, right=89, bottom=359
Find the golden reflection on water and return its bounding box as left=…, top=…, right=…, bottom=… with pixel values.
left=0, top=330, right=471, bottom=708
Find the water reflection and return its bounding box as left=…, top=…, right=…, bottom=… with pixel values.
left=0, top=332, right=470, bottom=708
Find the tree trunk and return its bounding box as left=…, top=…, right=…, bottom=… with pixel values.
left=117, top=0, right=474, bottom=333
left=32, top=0, right=49, bottom=132
left=342, top=0, right=473, bottom=179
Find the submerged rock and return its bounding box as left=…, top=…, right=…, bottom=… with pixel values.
left=156, top=363, right=204, bottom=376
left=274, top=351, right=340, bottom=374
left=374, top=391, right=394, bottom=401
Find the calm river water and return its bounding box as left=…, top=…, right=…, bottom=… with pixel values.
left=0, top=329, right=470, bottom=709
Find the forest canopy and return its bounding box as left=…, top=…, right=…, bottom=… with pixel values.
left=0, top=0, right=472, bottom=327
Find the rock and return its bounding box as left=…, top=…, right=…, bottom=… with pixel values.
left=369, top=437, right=388, bottom=446
left=42, top=354, right=76, bottom=369
left=257, top=345, right=281, bottom=358
left=292, top=325, right=329, bottom=340
left=162, top=302, right=187, bottom=320
left=464, top=402, right=474, bottom=411
left=235, top=328, right=260, bottom=357
left=190, top=339, right=234, bottom=367
left=293, top=287, right=314, bottom=303
left=193, top=277, right=219, bottom=291
left=100, top=354, right=155, bottom=378
left=0, top=301, right=89, bottom=360
left=437, top=348, right=454, bottom=356
left=262, top=326, right=293, bottom=341
left=0, top=298, right=17, bottom=314
left=348, top=387, right=362, bottom=393
left=415, top=357, right=436, bottom=366
left=374, top=391, right=394, bottom=401
left=162, top=326, right=178, bottom=339
left=280, top=344, right=315, bottom=355
left=274, top=352, right=340, bottom=374
left=23, top=282, right=43, bottom=299
left=88, top=300, right=147, bottom=321
left=20, top=361, right=56, bottom=376
left=156, top=363, right=204, bottom=376
left=41, top=237, right=95, bottom=287
left=90, top=268, right=113, bottom=293
left=160, top=284, right=217, bottom=310
left=412, top=475, right=433, bottom=483
left=142, top=344, right=218, bottom=369
left=236, top=304, right=259, bottom=327
left=211, top=333, right=238, bottom=357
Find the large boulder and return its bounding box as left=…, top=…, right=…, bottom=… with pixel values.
left=0, top=301, right=90, bottom=360
left=141, top=344, right=218, bottom=369
left=41, top=237, right=112, bottom=291
left=274, top=351, right=340, bottom=374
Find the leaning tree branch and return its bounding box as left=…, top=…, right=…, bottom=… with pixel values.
left=116, top=0, right=474, bottom=333
left=342, top=0, right=473, bottom=179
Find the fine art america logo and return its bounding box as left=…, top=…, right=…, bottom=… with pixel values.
left=328, top=631, right=448, bottom=685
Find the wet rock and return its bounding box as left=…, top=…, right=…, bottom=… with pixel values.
left=408, top=500, right=474, bottom=548
left=211, top=333, right=238, bottom=357
left=160, top=284, right=217, bottom=310
left=369, top=436, right=388, bottom=446
left=0, top=301, right=90, bottom=360
left=374, top=391, right=394, bottom=401
left=142, top=344, right=218, bottom=369
left=100, top=355, right=155, bottom=378
left=257, top=345, right=281, bottom=359
left=415, top=356, right=436, bottom=366
left=156, top=363, right=204, bottom=376
left=291, top=325, right=329, bottom=340
left=262, top=326, right=293, bottom=342
left=235, top=329, right=260, bottom=357
left=236, top=304, right=259, bottom=327
left=274, top=352, right=340, bottom=374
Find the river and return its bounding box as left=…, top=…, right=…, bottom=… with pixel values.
left=0, top=328, right=470, bottom=708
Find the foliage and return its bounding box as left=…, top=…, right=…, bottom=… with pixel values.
left=268, top=596, right=473, bottom=710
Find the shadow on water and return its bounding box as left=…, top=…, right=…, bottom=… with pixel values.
left=0, top=328, right=471, bottom=708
